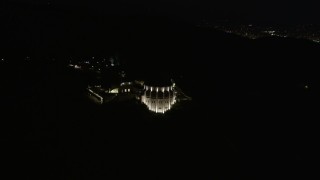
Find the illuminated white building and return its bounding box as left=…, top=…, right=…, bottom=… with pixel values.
left=87, top=77, right=181, bottom=113
left=141, top=83, right=176, bottom=114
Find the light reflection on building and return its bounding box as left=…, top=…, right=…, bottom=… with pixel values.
left=141, top=83, right=176, bottom=114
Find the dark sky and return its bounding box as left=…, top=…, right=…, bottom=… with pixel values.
left=3, top=0, right=320, bottom=24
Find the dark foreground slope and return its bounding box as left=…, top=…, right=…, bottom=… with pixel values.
left=0, top=61, right=238, bottom=180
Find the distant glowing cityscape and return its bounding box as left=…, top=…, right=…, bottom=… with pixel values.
left=198, top=20, right=320, bottom=43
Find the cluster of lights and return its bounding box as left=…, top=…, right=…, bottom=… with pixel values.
left=145, top=85, right=173, bottom=92
left=67, top=55, right=120, bottom=73
left=120, top=82, right=132, bottom=86
left=74, top=65, right=81, bottom=69
left=124, top=89, right=130, bottom=93
left=264, top=30, right=276, bottom=36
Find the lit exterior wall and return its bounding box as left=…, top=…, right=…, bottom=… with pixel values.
left=141, top=85, right=176, bottom=113
left=119, top=82, right=135, bottom=94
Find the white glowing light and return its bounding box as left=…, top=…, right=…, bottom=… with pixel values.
left=141, top=85, right=177, bottom=114
left=110, top=88, right=119, bottom=93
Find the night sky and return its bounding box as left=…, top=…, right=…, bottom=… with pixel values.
left=3, top=0, right=320, bottom=23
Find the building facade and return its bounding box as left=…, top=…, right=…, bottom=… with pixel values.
left=141, top=83, right=176, bottom=113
